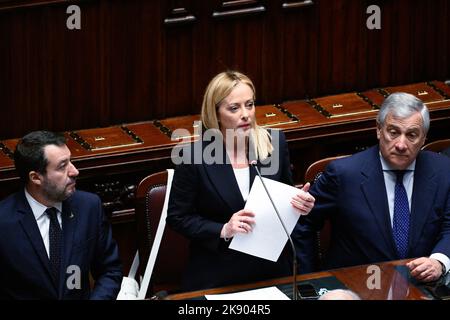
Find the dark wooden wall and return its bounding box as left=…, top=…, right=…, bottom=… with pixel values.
left=1, top=0, right=449, bottom=140
left=1, top=0, right=449, bottom=276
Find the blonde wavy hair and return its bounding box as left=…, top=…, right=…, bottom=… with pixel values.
left=200, top=71, right=273, bottom=161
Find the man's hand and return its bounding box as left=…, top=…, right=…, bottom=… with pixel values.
left=291, top=182, right=315, bottom=215
left=406, top=257, right=443, bottom=282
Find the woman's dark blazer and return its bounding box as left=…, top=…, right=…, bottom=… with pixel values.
left=167, top=129, right=294, bottom=291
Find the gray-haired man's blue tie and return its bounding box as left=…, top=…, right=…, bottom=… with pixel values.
left=392, top=171, right=410, bottom=259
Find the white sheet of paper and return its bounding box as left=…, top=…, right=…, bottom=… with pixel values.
left=229, top=177, right=301, bottom=262
left=205, top=286, right=290, bottom=300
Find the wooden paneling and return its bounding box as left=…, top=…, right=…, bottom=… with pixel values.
left=278, top=0, right=317, bottom=100
left=1, top=0, right=449, bottom=140
left=0, top=2, right=106, bottom=136
left=108, top=0, right=164, bottom=123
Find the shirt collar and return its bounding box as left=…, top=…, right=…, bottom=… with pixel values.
left=379, top=152, right=416, bottom=172
left=24, top=188, right=63, bottom=220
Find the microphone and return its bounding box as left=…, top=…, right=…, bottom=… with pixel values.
left=250, top=161, right=298, bottom=300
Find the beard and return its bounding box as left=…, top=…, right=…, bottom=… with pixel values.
left=42, top=178, right=76, bottom=202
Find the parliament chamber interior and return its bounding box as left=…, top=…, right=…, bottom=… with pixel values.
left=1, top=0, right=450, bottom=300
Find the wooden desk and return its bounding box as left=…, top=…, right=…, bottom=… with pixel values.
left=165, top=260, right=432, bottom=300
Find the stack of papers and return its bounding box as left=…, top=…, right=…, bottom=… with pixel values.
left=229, top=177, right=301, bottom=261
left=205, top=286, right=290, bottom=300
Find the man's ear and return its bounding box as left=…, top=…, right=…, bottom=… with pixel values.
left=376, top=122, right=382, bottom=140
left=29, top=171, right=43, bottom=186
left=420, top=132, right=427, bottom=148
left=420, top=138, right=426, bottom=148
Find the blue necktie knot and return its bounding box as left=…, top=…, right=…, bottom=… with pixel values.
left=394, top=170, right=405, bottom=185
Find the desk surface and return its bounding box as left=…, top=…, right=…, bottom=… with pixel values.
left=166, top=260, right=433, bottom=300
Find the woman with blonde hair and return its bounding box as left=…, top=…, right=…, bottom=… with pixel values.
left=167, top=70, right=315, bottom=291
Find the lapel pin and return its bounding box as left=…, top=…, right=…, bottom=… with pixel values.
left=69, top=211, right=74, bottom=219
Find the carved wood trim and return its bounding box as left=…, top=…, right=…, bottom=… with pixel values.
left=0, top=142, right=14, bottom=159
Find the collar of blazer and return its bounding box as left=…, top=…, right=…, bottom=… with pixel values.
left=17, top=190, right=78, bottom=292
left=359, top=146, right=439, bottom=257
left=199, top=133, right=278, bottom=217
left=360, top=146, right=397, bottom=255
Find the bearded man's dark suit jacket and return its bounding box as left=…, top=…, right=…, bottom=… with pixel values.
left=295, top=146, right=450, bottom=273
left=0, top=190, right=122, bottom=299
left=167, top=130, right=295, bottom=291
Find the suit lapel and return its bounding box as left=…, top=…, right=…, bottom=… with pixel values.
left=409, top=152, right=437, bottom=250
left=360, top=147, right=398, bottom=257
left=205, top=162, right=245, bottom=214
left=17, top=192, right=55, bottom=288
left=203, top=138, right=277, bottom=215
left=203, top=140, right=245, bottom=214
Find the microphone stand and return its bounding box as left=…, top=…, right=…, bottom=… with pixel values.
left=251, top=162, right=298, bottom=300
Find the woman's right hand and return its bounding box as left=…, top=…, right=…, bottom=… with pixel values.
left=220, top=209, right=255, bottom=239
